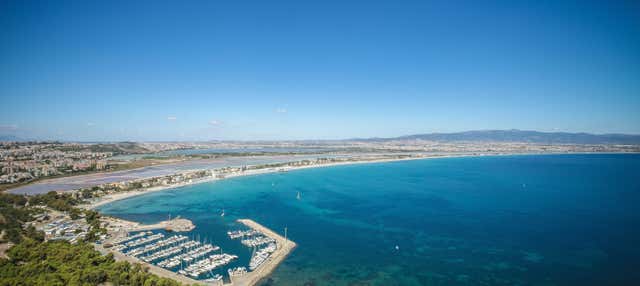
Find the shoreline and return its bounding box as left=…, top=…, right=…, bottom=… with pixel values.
left=6, top=153, right=351, bottom=195
left=76, top=151, right=638, bottom=286
left=82, top=154, right=443, bottom=209
left=82, top=151, right=639, bottom=210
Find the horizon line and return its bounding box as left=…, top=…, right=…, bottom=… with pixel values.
left=3, top=129, right=640, bottom=143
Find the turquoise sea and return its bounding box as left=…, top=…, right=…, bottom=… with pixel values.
left=98, top=154, right=640, bottom=285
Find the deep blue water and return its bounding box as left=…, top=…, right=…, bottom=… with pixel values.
left=98, top=154, right=640, bottom=285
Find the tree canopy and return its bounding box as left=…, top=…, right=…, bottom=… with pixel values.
left=0, top=239, right=187, bottom=286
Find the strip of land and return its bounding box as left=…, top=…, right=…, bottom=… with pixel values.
left=7, top=154, right=351, bottom=195
left=101, top=216, right=195, bottom=233
left=81, top=154, right=436, bottom=210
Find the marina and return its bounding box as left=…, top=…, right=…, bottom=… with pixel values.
left=229, top=219, right=298, bottom=286
left=125, top=233, right=164, bottom=248
left=240, top=236, right=276, bottom=248
left=249, top=243, right=277, bottom=271
left=98, top=218, right=296, bottom=286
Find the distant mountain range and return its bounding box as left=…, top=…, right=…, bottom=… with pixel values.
left=354, top=130, right=640, bottom=145
left=2, top=130, right=640, bottom=145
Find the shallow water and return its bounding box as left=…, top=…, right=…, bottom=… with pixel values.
left=99, top=154, right=640, bottom=285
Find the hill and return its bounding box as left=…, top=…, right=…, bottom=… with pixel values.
left=355, top=130, right=640, bottom=145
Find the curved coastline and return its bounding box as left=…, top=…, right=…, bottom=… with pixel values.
left=85, top=151, right=636, bottom=210
left=85, top=154, right=430, bottom=209
left=89, top=152, right=640, bottom=286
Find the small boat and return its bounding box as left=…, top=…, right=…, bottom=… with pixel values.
left=228, top=267, right=247, bottom=277
left=220, top=209, right=225, bottom=217
left=204, top=274, right=223, bottom=282
left=296, top=191, right=301, bottom=200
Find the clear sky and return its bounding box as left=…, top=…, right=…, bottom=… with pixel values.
left=1, top=0, right=639, bottom=141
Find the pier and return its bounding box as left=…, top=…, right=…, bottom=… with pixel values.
left=131, top=218, right=195, bottom=232
left=229, top=219, right=297, bottom=286
left=103, top=216, right=195, bottom=234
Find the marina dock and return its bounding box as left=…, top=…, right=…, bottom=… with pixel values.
left=94, top=242, right=207, bottom=285
left=229, top=219, right=297, bottom=286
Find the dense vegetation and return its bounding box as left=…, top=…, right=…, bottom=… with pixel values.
left=0, top=192, right=47, bottom=243
left=0, top=239, right=184, bottom=286
left=1, top=191, right=108, bottom=245
left=0, top=192, right=188, bottom=286
left=51, top=142, right=150, bottom=155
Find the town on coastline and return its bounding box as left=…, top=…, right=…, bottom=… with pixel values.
left=3, top=138, right=638, bottom=189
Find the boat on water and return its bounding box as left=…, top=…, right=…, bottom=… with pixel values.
left=228, top=266, right=247, bottom=277
left=227, top=229, right=259, bottom=239
left=204, top=274, right=223, bottom=282
left=125, top=233, right=164, bottom=248
left=249, top=243, right=277, bottom=270
left=296, top=191, right=301, bottom=200
left=241, top=235, right=275, bottom=247
left=183, top=253, right=238, bottom=277
left=111, top=231, right=149, bottom=245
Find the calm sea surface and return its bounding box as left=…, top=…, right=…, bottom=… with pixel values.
left=98, top=154, right=640, bottom=285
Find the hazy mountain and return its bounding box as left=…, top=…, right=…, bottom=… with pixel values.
left=356, top=130, right=640, bottom=145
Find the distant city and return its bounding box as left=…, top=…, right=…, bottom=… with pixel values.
left=2, top=129, right=639, bottom=188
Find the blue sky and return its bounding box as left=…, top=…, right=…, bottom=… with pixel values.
left=1, top=0, right=639, bottom=141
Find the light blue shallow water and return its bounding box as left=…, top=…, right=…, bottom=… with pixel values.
left=99, top=154, right=640, bottom=285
